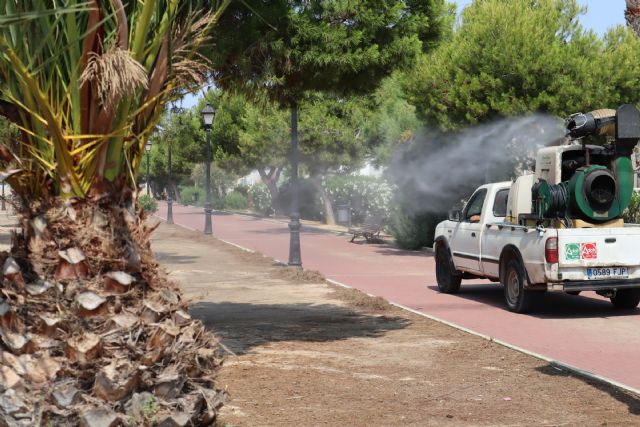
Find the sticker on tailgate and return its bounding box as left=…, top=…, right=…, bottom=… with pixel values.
left=581, top=242, right=598, bottom=260
left=564, top=242, right=597, bottom=260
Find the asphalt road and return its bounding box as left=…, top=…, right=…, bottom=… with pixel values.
left=156, top=202, right=640, bottom=392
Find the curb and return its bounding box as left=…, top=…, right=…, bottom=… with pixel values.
left=155, top=215, right=640, bottom=398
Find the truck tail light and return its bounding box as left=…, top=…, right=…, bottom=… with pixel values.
left=545, top=237, right=558, bottom=264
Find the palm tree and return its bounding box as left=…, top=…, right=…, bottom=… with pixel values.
left=626, top=0, right=640, bottom=36
left=0, top=1, right=229, bottom=424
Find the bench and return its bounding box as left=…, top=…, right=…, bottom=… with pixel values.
left=348, top=216, right=385, bottom=243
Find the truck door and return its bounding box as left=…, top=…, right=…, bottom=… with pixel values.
left=449, top=189, right=486, bottom=273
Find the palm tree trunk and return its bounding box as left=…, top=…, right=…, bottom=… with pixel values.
left=626, top=0, right=640, bottom=37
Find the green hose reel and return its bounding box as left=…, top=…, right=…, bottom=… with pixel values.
left=535, top=158, right=634, bottom=222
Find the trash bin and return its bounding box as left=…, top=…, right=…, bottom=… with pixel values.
left=336, top=203, right=351, bottom=227
left=192, top=192, right=199, bottom=204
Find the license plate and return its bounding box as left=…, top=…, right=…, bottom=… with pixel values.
left=586, top=267, right=629, bottom=280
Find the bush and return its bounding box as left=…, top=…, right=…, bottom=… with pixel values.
left=248, top=184, right=274, bottom=216
left=138, top=194, right=157, bottom=214
left=233, top=184, right=250, bottom=197
left=180, top=186, right=205, bottom=206
left=324, top=175, right=392, bottom=224
left=278, top=178, right=323, bottom=221
left=388, top=205, right=445, bottom=250
left=223, top=191, right=249, bottom=210
left=624, top=191, right=640, bottom=224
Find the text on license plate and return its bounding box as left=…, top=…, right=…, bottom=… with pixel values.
left=586, top=267, right=629, bottom=280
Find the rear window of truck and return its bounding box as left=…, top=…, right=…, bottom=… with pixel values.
left=493, top=189, right=509, bottom=217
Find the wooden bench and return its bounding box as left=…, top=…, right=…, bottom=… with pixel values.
left=348, top=216, right=385, bottom=243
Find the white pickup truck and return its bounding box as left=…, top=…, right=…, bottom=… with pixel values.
left=433, top=176, right=640, bottom=313
left=434, top=180, right=640, bottom=312
left=434, top=106, right=640, bottom=313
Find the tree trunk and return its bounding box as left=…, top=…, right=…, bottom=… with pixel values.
left=0, top=197, right=225, bottom=425
left=311, top=174, right=336, bottom=225
left=626, top=0, right=640, bottom=37
left=258, top=167, right=284, bottom=216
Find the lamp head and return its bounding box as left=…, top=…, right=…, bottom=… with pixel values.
left=201, top=103, right=215, bottom=128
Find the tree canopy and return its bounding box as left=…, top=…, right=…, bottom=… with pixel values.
left=211, top=0, right=450, bottom=103
left=405, top=0, right=640, bottom=130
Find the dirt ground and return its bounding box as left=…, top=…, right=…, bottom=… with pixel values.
left=150, top=221, right=640, bottom=427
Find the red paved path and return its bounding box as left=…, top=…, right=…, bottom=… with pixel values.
left=157, top=202, right=640, bottom=391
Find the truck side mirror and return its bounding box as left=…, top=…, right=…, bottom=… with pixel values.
left=448, top=209, right=462, bottom=222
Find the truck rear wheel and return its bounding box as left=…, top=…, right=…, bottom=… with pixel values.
left=610, top=289, right=640, bottom=309
left=503, top=259, right=533, bottom=313
left=435, top=244, right=462, bottom=294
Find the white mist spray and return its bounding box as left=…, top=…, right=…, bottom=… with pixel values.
left=387, top=114, right=565, bottom=214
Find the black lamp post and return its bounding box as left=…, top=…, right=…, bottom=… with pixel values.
left=166, top=139, right=174, bottom=225
left=288, top=101, right=302, bottom=267
left=201, top=103, right=215, bottom=235
left=1, top=180, right=5, bottom=211
left=145, top=141, right=152, bottom=195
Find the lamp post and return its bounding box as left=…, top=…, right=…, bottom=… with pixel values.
left=201, top=103, right=215, bottom=235
left=1, top=180, right=5, bottom=211
left=166, top=139, right=174, bottom=225
left=145, top=141, right=152, bottom=195
left=288, top=101, right=302, bottom=267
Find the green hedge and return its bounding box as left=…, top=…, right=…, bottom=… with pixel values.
left=224, top=191, right=248, bottom=210
left=249, top=184, right=274, bottom=216
left=179, top=186, right=205, bottom=206
left=138, top=194, right=157, bottom=214
left=388, top=205, right=445, bottom=250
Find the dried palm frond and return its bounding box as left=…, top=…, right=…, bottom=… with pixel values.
left=80, top=48, right=149, bottom=112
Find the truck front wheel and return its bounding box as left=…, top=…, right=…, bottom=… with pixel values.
left=503, top=259, right=533, bottom=313
left=435, top=244, right=462, bottom=294
left=610, top=289, right=640, bottom=309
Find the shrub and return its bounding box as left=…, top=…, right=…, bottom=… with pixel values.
left=180, top=186, right=205, bottom=206
left=249, top=184, right=274, bottom=216
left=624, top=191, right=640, bottom=224
left=278, top=178, right=323, bottom=221
left=324, top=175, right=392, bottom=224
left=388, top=205, right=445, bottom=250
left=138, top=194, right=157, bottom=214
left=223, top=191, right=249, bottom=210
left=233, top=184, right=250, bottom=196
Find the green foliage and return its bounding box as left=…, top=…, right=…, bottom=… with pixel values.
left=365, top=76, right=420, bottom=165
left=179, top=186, right=205, bottom=207
left=324, top=175, right=392, bottom=224
left=223, top=191, right=249, bottom=210
left=138, top=195, right=158, bottom=214
left=278, top=178, right=323, bottom=221
left=298, top=93, right=373, bottom=176
left=623, top=192, right=640, bottom=224
left=0, top=1, right=230, bottom=199
left=249, top=184, right=274, bottom=216
left=406, top=0, right=640, bottom=130
left=212, top=0, right=450, bottom=103
left=388, top=206, right=445, bottom=250
left=233, top=184, right=250, bottom=197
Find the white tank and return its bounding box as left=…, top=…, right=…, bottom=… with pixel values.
left=506, top=173, right=535, bottom=224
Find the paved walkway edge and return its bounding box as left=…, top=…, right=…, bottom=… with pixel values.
left=157, top=215, right=640, bottom=398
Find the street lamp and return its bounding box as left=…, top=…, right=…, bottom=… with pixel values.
left=201, top=103, right=215, bottom=235
left=145, top=141, right=152, bottom=196
left=288, top=102, right=302, bottom=267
